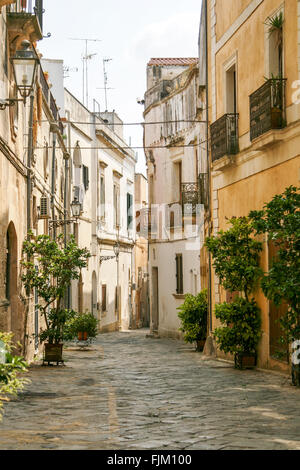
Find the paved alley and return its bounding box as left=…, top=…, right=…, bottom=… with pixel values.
left=0, top=330, right=299, bottom=450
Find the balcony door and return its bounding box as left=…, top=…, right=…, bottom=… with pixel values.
left=226, top=64, right=237, bottom=115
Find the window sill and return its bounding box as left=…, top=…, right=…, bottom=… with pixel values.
left=172, top=294, right=186, bottom=300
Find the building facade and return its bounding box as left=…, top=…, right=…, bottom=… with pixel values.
left=143, top=58, right=207, bottom=339
left=61, top=89, right=137, bottom=333
left=201, top=0, right=300, bottom=371
left=0, top=0, right=67, bottom=361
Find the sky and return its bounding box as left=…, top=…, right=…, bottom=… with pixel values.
left=39, top=0, right=202, bottom=174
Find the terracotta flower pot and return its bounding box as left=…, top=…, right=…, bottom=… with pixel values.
left=78, top=332, right=88, bottom=341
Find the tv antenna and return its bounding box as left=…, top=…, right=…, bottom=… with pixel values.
left=69, top=38, right=102, bottom=107
left=63, top=65, right=79, bottom=79
left=97, top=58, right=113, bottom=112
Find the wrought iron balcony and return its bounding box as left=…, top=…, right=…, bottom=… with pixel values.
left=210, top=113, right=239, bottom=162
left=181, top=183, right=199, bottom=216
left=250, top=78, right=287, bottom=141
left=6, top=1, right=43, bottom=52
left=39, top=67, right=64, bottom=135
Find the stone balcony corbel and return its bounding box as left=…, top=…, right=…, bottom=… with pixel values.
left=0, top=0, right=15, bottom=12
left=7, top=6, right=42, bottom=55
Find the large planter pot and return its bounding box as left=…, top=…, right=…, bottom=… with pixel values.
left=43, top=343, right=63, bottom=365
left=271, top=107, right=282, bottom=128
left=292, top=363, right=300, bottom=387
left=78, top=331, right=88, bottom=341
left=196, top=339, right=206, bottom=352
left=234, top=352, right=257, bottom=370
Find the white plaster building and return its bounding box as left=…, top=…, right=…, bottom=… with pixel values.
left=63, top=91, right=137, bottom=332
left=143, top=58, right=207, bottom=339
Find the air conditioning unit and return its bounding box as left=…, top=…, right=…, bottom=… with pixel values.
left=39, top=196, right=50, bottom=219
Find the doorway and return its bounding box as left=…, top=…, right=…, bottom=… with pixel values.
left=151, top=267, right=159, bottom=334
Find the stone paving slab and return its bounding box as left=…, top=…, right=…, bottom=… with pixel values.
left=0, top=330, right=299, bottom=450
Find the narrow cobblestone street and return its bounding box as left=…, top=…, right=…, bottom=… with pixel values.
left=0, top=330, right=299, bottom=450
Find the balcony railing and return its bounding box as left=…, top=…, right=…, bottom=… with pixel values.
left=210, top=113, right=239, bottom=162
left=250, top=78, right=287, bottom=141
left=181, top=183, right=199, bottom=216
left=144, top=80, right=173, bottom=109
left=39, top=66, right=64, bottom=135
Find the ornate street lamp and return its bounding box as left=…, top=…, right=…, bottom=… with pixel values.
left=11, top=40, right=39, bottom=100
left=70, top=197, right=82, bottom=219
left=0, top=40, right=38, bottom=110
left=113, top=240, right=120, bottom=260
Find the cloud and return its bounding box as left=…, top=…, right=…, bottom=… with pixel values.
left=128, top=11, right=200, bottom=63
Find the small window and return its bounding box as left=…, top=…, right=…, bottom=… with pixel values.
left=175, top=254, right=183, bottom=294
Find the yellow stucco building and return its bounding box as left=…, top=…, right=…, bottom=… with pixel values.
left=202, top=0, right=300, bottom=372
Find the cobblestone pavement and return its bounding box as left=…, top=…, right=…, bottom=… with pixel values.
left=0, top=330, right=299, bottom=450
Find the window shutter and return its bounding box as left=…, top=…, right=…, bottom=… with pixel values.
left=83, top=165, right=89, bottom=191
left=102, top=284, right=107, bottom=312
left=127, top=193, right=133, bottom=229
left=175, top=254, right=183, bottom=294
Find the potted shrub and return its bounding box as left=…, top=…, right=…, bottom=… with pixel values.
left=214, top=298, right=261, bottom=369
left=66, top=313, right=98, bottom=342
left=205, top=217, right=263, bottom=369
left=21, top=233, right=90, bottom=365
left=177, top=290, right=208, bottom=352
left=250, top=186, right=300, bottom=385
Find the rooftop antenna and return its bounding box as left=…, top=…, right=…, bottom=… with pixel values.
left=63, top=65, right=79, bottom=79
left=97, top=58, right=113, bottom=112
left=68, top=38, right=101, bottom=108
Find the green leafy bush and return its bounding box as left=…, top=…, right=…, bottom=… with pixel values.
left=250, top=186, right=300, bottom=345
left=0, top=333, right=29, bottom=421
left=214, top=298, right=261, bottom=354
left=65, top=313, right=98, bottom=340
left=205, top=217, right=263, bottom=359
left=177, top=290, right=208, bottom=347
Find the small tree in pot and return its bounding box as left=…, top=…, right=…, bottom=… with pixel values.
left=250, top=186, right=300, bottom=385
left=177, top=290, right=208, bottom=351
left=205, top=217, right=263, bottom=369
left=65, top=312, right=98, bottom=342
left=21, top=233, right=90, bottom=364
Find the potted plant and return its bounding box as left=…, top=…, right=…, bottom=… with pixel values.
left=177, top=290, right=208, bottom=352
left=214, top=298, right=261, bottom=368
left=66, top=313, right=98, bottom=342
left=205, top=217, right=263, bottom=369
left=250, top=186, right=300, bottom=385
left=21, top=233, right=90, bottom=365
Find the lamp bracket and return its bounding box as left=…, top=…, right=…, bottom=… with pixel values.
left=0, top=98, right=25, bottom=110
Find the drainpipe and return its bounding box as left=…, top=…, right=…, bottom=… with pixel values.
left=203, top=0, right=213, bottom=333
left=23, top=91, right=35, bottom=358
left=27, top=92, right=35, bottom=235
left=65, top=110, right=72, bottom=309
left=50, top=130, right=57, bottom=240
